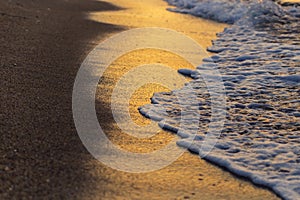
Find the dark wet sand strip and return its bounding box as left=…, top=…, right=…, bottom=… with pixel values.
left=1, top=0, right=123, bottom=199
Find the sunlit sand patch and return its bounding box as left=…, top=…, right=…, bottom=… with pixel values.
left=86, top=0, right=281, bottom=199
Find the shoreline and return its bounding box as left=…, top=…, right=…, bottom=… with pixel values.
left=89, top=0, right=280, bottom=199
left=136, top=0, right=300, bottom=199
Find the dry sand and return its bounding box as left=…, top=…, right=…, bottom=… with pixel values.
left=1, top=0, right=280, bottom=199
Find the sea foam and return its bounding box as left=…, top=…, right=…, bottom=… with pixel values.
left=140, top=0, right=300, bottom=199
left=165, top=0, right=298, bottom=24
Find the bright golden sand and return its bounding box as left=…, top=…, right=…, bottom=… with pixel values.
left=85, top=0, right=281, bottom=199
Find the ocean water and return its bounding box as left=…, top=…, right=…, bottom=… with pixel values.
left=140, top=0, right=300, bottom=199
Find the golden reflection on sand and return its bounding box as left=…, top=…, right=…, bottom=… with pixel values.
left=87, top=0, right=280, bottom=199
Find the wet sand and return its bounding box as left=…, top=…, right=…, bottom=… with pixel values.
left=1, top=0, right=280, bottom=199
left=89, top=0, right=280, bottom=199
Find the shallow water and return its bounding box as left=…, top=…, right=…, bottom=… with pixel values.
left=140, top=0, right=300, bottom=199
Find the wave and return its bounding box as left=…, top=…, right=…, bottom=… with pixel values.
left=140, top=0, right=300, bottom=199
left=165, top=0, right=298, bottom=24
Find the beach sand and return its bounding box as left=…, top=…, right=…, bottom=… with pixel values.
left=1, top=0, right=280, bottom=199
